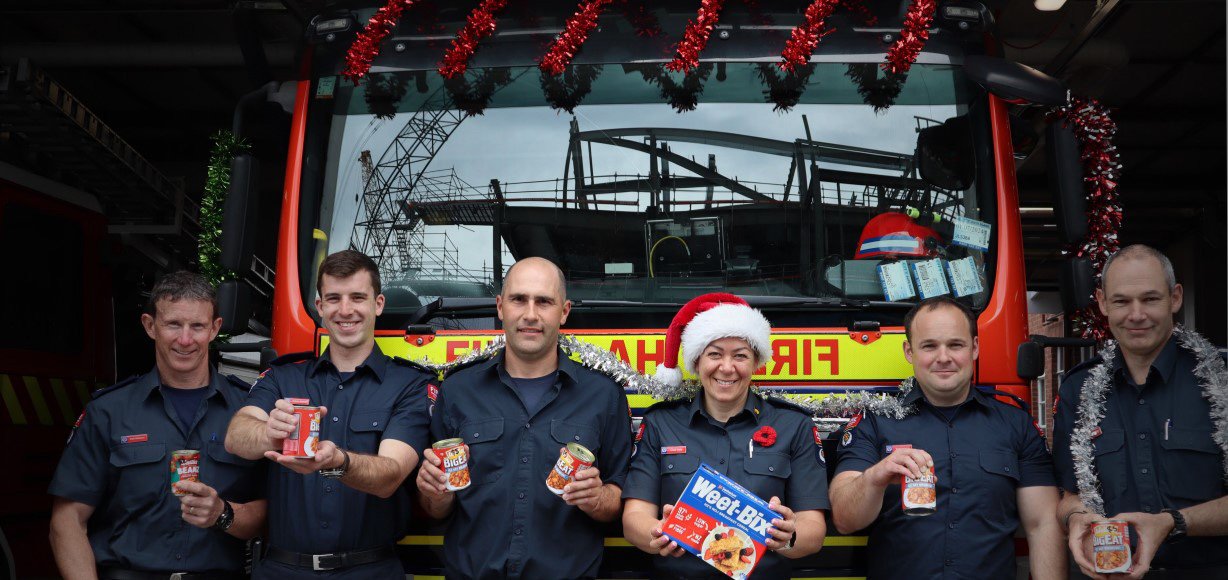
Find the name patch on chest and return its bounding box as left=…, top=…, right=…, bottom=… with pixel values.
left=120, top=434, right=149, bottom=444
left=661, top=445, right=688, bottom=455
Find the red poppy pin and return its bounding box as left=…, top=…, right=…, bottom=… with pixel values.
left=749, top=426, right=777, bottom=458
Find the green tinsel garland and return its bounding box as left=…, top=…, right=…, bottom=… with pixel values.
left=199, top=130, right=250, bottom=288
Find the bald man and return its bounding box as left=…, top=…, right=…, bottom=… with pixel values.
left=416, top=258, right=633, bottom=579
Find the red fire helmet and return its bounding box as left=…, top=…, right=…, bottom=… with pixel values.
left=855, top=212, right=939, bottom=259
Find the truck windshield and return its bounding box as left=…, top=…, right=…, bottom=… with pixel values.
left=307, top=62, right=989, bottom=319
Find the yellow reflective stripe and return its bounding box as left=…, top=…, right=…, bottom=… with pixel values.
left=24, top=376, right=54, bottom=425
left=49, top=378, right=76, bottom=425
left=627, top=394, right=657, bottom=409
left=74, top=380, right=91, bottom=409
left=397, top=535, right=867, bottom=547
left=1, top=375, right=26, bottom=424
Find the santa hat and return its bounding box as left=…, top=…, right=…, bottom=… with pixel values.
left=654, top=293, right=772, bottom=388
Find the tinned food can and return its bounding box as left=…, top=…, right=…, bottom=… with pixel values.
left=432, top=438, right=471, bottom=491
left=546, top=442, right=595, bottom=496
left=283, top=399, right=321, bottom=458
left=170, top=449, right=200, bottom=496
left=1093, top=520, right=1132, bottom=574
left=901, top=465, right=937, bottom=516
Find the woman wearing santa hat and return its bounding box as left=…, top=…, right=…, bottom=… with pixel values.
left=621, top=293, right=830, bottom=579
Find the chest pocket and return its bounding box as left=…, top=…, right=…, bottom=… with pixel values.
left=744, top=451, right=791, bottom=500
left=978, top=450, right=1021, bottom=483
left=550, top=419, right=600, bottom=454
left=1160, top=427, right=1226, bottom=502
left=347, top=409, right=391, bottom=453
left=461, top=418, right=504, bottom=485
left=661, top=453, right=700, bottom=476
left=1091, top=429, right=1129, bottom=501
left=109, top=443, right=168, bottom=497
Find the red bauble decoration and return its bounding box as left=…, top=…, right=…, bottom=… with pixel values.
left=541, top=0, right=615, bottom=76
left=882, top=0, right=936, bottom=74
left=342, top=0, right=417, bottom=84
left=753, top=426, right=777, bottom=447
left=1050, top=96, right=1122, bottom=341
left=667, top=0, right=727, bottom=72
left=438, top=0, right=510, bottom=79
left=779, top=0, right=840, bottom=73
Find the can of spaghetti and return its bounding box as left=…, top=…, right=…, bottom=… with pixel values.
left=170, top=449, right=200, bottom=496
left=901, top=464, right=937, bottom=516
left=546, top=442, right=594, bottom=496
left=432, top=438, right=471, bottom=491
left=1092, top=520, right=1132, bottom=574
left=283, top=400, right=321, bottom=458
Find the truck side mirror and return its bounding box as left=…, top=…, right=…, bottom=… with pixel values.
left=217, top=280, right=252, bottom=335
left=1045, top=122, right=1088, bottom=244
left=1016, top=340, right=1044, bottom=380
left=1059, top=257, right=1096, bottom=312
left=221, top=154, right=260, bottom=272
left=963, top=55, right=1067, bottom=106
left=916, top=115, right=974, bottom=191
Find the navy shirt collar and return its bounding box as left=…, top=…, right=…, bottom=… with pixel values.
left=1110, top=333, right=1179, bottom=385
left=688, top=389, right=762, bottom=425
left=138, top=367, right=224, bottom=401
left=478, top=347, right=579, bottom=386
left=901, top=381, right=991, bottom=410
left=311, top=342, right=388, bottom=381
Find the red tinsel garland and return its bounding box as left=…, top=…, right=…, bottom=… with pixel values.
left=882, top=0, right=935, bottom=74
left=342, top=0, right=417, bottom=84
left=667, top=0, right=726, bottom=72
left=438, top=0, right=509, bottom=79
left=541, top=0, right=615, bottom=76
left=1051, top=96, right=1122, bottom=341
left=778, top=0, right=840, bottom=73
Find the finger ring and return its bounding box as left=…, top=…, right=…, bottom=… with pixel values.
left=189, top=506, right=195, bottom=515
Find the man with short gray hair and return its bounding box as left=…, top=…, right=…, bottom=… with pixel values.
left=1054, top=244, right=1228, bottom=579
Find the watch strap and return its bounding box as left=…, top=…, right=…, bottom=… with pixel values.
left=211, top=501, right=235, bottom=531
left=1163, top=508, right=1187, bottom=539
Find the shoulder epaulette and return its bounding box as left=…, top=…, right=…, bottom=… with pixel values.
left=225, top=374, right=254, bottom=391
left=91, top=375, right=141, bottom=400
left=1061, top=355, right=1104, bottom=383
left=441, top=354, right=497, bottom=380
left=763, top=395, right=812, bottom=416
left=389, top=356, right=437, bottom=377
left=980, top=389, right=1029, bottom=412
left=643, top=398, right=690, bottom=415
left=267, top=351, right=315, bottom=366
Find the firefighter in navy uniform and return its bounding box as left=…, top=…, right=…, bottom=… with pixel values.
left=622, top=293, right=830, bottom=579
left=1054, top=245, right=1228, bottom=579
left=829, top=296, right=1065, bottom=580
left=49, top=271, right=266, bottom=580
left=225, top=251, right=435, bottom=578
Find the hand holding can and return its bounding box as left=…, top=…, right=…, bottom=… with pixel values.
left=431, top=438, right=471, bottom=491
left=547, top=443, right=594, bottom=496
left=170, top=449, right=200, bottom=496
left=282, top=399, right=322, bottom=458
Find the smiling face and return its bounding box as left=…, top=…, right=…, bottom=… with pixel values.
left=141, top=298, right=220, bottom=387
left=903, top=303, right=978, bottom=406
left=696, top=337, right=757, bottom=410
left=315, top=270, right=384, bottom=353
left=1097, top=255, right=1182, bottom=361
left=497, top=258, right=570, bottom=366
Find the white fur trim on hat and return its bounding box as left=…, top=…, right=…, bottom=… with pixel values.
left=680, top=303, right=772, bottom=373
left=653, top=365, right=684, bottom=388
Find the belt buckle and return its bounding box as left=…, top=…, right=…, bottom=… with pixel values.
left=312, top=553, right=340, bottom=571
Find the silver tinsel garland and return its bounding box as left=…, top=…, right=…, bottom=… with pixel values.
left=418, top=334, right=918, bottom=421
left=1070, top=326, right=1228, bottom=515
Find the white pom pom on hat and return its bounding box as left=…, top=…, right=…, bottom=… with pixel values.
left=652, top=292, right=772, bottom=388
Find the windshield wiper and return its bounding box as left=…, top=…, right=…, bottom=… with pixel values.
left=408, top=297, right=496, bottom=325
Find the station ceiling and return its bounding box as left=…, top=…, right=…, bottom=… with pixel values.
left=1, top=0, right=1224, bottom=292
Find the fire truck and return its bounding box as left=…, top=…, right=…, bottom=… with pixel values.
left=219, top=1, right=1091, bottom=576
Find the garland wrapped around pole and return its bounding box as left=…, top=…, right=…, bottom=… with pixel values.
left=199, top=130, right=250, bottom=288
left=1050, top=96, right=1122, bottom=341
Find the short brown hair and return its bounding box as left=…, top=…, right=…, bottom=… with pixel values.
left=317, top=250, right=382, bottom=295
left=903, top=296, right=977, bottom=342
left=146, top=271, right=217, bottom=318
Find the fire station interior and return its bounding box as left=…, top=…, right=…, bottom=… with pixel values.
left=0, top=0, right=1224, bottom=576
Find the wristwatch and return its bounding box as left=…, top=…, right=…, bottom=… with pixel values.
left=1162, top=508, right=1187, bottom=540
left=211, top=501, right=235, bottom=532
left=320, top=449, right=350, bottom=479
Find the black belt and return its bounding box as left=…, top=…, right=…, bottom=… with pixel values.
left=264, top=545, right=396, bottom=572
left=98, top=568, right=244, bottom=580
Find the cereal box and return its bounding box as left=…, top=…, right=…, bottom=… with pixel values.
left=661, top=464, right=781, bottom=579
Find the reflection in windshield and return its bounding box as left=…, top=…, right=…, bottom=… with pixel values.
left=315, top=63, right=987, bottom=311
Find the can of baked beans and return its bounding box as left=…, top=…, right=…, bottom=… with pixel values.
left=170, top=449, right=200, bottom=496
left=283, top=400, right=321, bottom=458
left=546, top=442, right=594, bottom=496
left=1092, top=520, right=1132, bottom=574
left=432, top=438, right=471, bottom=491
left=901, top=464, right=937, bottom=516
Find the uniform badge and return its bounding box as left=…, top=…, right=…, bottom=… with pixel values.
left=846, top=413, right=863, bottom=431
left=120, top=434, right=149, bottom=444
left=1051, top=393, right=1061, bottom=416
left=817, top=446, right=826, bottom=464
left=66, top=409, right=86, bottom=445
left=812, top=426, right=822, bottom=446
left=635, top=423, right=646, bottom=443
left=661, top=446, right=687, bottom=455
left=1091, top=426, right=1102, bottom=439
left=841, top=430, right=853, bottom=447
left=427, top=384, right=439, bottom=402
